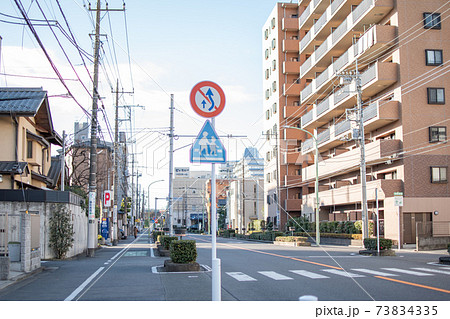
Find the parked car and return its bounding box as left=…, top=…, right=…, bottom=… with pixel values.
left=187, top=224, right=201, bottom=232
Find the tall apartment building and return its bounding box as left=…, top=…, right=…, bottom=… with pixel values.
left=264, top=0, right=450, bottom=245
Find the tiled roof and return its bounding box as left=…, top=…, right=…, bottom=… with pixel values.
left=0, top=161, right=28, bottom=174
left=0, top=87, right=47, bottom=115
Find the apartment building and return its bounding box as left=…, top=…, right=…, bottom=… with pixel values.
left=264, top=0, right=450, bottom=245
left=263, top=3, right=306, bottom=231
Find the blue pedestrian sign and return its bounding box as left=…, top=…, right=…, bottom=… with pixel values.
left=190, top=120, right=226, bottom=163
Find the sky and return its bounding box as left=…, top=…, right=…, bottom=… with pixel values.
left=0, top=0, right=282, bottom=206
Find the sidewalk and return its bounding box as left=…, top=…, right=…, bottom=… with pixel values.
left=0, top=267, right=43, bottom=291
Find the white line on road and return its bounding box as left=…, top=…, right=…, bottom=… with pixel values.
left=322, top=269, right=365, bottom=278
left=382, top=268, right=435, bottom=276
left=226, top=272, right=257, bottom=282
left=64, top=267, right=105, bottom=301
left=351, top=268, right=398, bottom=277
left=411, top=268, right=450, bottom=275
left=289, top=270, right=329, bottom=279
left=258, top=271, right=293, bottom=280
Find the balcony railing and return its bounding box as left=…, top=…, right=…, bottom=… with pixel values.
left=301, top=109, right=313, bottom=125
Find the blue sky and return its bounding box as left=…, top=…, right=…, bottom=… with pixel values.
left=0, top=0, right=282, bottom=201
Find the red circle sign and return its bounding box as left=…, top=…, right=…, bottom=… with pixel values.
left=190, top=81, right=226, bottom=118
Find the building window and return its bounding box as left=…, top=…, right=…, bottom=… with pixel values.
left=429, top=126, right=446, bottom=142
left=272, top=81, right=277, bottom=92
left=264, top=29, right=269, bottom=40
left=431, top=166, right=447, bottom=183
left=427, top=88, right=445, bottom=104
left=272, top=103, right=277, bottom=114
left=271, top=17, right=276, bottom=29
left=266, top=109, right=270, bottom=120
left=272, top=38, right=276, bottom=50
left=425, top=50, right=443, bottom=66
left=423, top=12, right=441, bottom=29
left=272, top=59, right=277, bottom=71
left=27, top=140, right=33, bottom=158
left=265, top=49, right=269, bottom=60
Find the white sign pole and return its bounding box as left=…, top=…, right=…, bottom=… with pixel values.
left=211, top=118, right=221, bottom=301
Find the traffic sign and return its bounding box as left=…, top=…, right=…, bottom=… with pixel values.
left=190, top=120, right=226, bottom=163
left=104, top=190, right=112, bottom=207
left=190, top=81, right=225, bottom=118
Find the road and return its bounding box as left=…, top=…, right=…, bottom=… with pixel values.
left=0, top=232, right=449, bottom=302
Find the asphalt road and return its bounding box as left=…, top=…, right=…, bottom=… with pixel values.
left=0, top=232, right=449, bottom=302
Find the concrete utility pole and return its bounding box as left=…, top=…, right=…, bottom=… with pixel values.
left=337, top=59, right=369, bottom=239
left=87, top=1, right=126, bottom=257
left=61, top=131, right=65, bottom=191
left=112, top=80, right=134, bottom=245
left=168, top=94, right=175, bottom=236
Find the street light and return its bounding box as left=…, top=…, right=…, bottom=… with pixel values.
left=282, top=125, right=320, bottom=245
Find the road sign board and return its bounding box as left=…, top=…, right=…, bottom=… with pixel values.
left=104, top=190, right=112, bottom=207
left=190, top=120, right=226, bottom=163
left=190, top=81, right=225, bottom=118
left=394, top=192, right=403, bottom=207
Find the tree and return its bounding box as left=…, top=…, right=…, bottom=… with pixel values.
left=49, top=204, right=75, bottom=259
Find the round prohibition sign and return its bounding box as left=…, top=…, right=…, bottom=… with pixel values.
left=190, top=81, right=226, bottom=118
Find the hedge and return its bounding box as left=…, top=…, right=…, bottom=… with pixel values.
left=275, top=236, right=308, bottom=242
left=292, top=232, right=362, bottom=240
left=364, top=238, right=393, bottom=251
left=170, top=240, right=197, bottom=264
left=160, top=236, right=178, bottom=250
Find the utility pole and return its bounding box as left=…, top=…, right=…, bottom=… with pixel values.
left=241, top=158, right=245, bottom=233
left=168, top=94, right=175, bottom=236
left=112, top=80, right=133, bottom=245
left=61, top=130, right=65, bottom=191
left=337, top=59, right=369, bottom=239
left=87, top=0, right=125, bottom=257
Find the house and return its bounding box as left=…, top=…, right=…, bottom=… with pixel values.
left=0, top=87, right=62, bottom=190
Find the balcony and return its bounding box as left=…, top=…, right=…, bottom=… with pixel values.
left=302, top=138, right=402, bottom=182
left=283, top=83, right=302, bottom=97
left=283, top=105, right=302, bottom=119
left=301, top=62, right=399, bottom=131
left=285, top=175, right=302, bottom=188
left=283, top=39, right=300, bottom=53
left=299, top=0, right=332, bottom=30
left=303, top=179, right=403, bottom=207
left=300, top=0, right=395, bottom=79
left=299, top=0, right=357, bottom=55
left=283, top=61, right=302, bottom=75
left=285, top=199, right=302, bottom=211
left=283, top=151, right=303, bottom=165
left=283, top=127, right=303, bottom=140
left=300, top=25, right=397, bottom=104
left=282, top=17, right=299, bottom=31
left=301, top=100, right=400, bottom=155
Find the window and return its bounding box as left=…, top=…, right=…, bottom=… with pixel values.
left=431, top=166, right=447, bottom=183
left=272, top=103, right=277, bottom=114
left=427, top=88, right=445, bottom=104
left=423, top=13, right=441, bottom=29
left=265, top=49, right=269, bottom=60
left=272, top=59, right=277, bottom=71
left=272, top=38, right=276, bottom=50
left=27, top=140, right=33, bottom=158
left=272, top=81, right=277, bottom=92
left=271, top=17, right=276, bottom=29
left=266, top=109, right=270, bottom=120
left=425, top=50, right=443, bottom=66
left=429, top=126, right=446, bottom=142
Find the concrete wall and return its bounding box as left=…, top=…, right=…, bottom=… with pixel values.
left=0, top=201, right=88, bottom=260
left=417, top=236, right=450, bottom=251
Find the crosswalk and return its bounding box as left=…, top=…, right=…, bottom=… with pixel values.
left=226, top=267, right=450, bottom=282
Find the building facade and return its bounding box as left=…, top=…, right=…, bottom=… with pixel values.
left=264, top=0, right=450, bottom=245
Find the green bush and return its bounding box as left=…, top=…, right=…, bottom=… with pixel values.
left=152, top=231, right=164, bottom=242
left=275, top=236, right=308, bottom=242
left=49, top=204, right=74, bottom=259
left=170, top=240, right=197, bottom=264
left=364, top=238, right=393, bottom=251
left=160, top=236, right=178, bottom=250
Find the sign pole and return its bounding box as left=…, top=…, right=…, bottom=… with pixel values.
left=211, top=118, right=221, bottom=301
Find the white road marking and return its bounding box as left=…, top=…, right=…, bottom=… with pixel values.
left=64, top=267, right=105, bottom=301
left=226, top=272, right=257, bottom=282
left=411, top=267, right=450, bottom=275
left=258, top=271, right=293, bottom=280
left=289, top=270, right=329, bottom=279
left=382, top=268, right=434, bottom=276
left=351, top=268, right=398, bottom=276
left=322, top=269, right=365, bottom=278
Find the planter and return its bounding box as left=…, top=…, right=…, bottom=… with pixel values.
left=8, top=242, right=21, bottom=262
left=359, top=249, right=396, bottom=256
left=439, top=256, right=450, bottom=265
left=0, top=256, right=10, bottom=280
left=163, top=259, right=200, bottom=272
left=157, top=245, right=170, bottom=257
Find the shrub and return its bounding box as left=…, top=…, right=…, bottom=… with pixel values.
left=160, top=236, right=178, bottom=250
left=152, top=231, right=164, bottom=242
left=170, top=240, right=197, bottom=264
left=364, top=238, right=393, bottom=251
left=49, top=204, right=74, bottom=259
left=275, top=236, right=308, bottom=242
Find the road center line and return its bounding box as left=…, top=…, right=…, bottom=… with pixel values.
left=375, top=276, right=450, bottom=294
left=64, top=267, right=104, bottom=301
